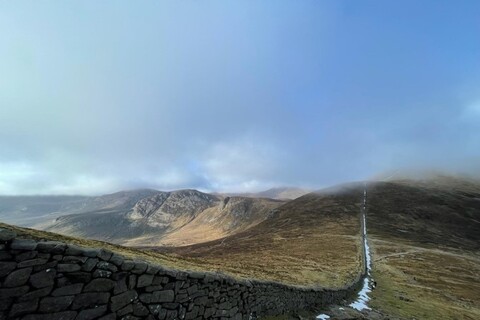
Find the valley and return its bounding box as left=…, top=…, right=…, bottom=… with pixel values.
left=0, top=176, right=479, bottom=319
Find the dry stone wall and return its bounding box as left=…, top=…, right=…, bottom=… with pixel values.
left=0, top=228, right=362, bottom=319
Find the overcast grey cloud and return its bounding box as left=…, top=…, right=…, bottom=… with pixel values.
left=1, top=1, right=480, bottom=195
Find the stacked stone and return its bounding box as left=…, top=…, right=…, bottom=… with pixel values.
left=0, top=228, right=358, bottom=319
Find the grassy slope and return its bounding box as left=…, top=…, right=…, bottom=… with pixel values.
left=367, top=178, right=480, bottom=320
left=1, top=183, right=364, bottom=289
left=0, top=221, right=211, bottom=273
left=152, top=184, right=364, bottom=287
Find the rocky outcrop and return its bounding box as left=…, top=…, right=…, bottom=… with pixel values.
left=0, top=228, right=363, bottom=319
left=128, top=190, right=219, bottom=227
left=37, top=191, right=284, bottom=247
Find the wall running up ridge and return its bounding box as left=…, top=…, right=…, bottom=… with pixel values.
left=0, top=228, right=363, bottom=319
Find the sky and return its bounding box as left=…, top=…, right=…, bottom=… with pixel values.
left=1, top=0, right=480, bottom=195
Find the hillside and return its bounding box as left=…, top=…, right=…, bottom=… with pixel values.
left=365, top=177, right=480, bottom=320
left=0, top=183, right=366, bottom=289
left=153, top=183, right=365, bottom=287
left=35, top=189, right=284, bottom=247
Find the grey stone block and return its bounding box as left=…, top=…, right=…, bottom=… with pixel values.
left=145, top=285, right=163, bottom=293
left=0, top=286, right=29, bottom=299
left=65, top=244, right=84, bottom=256
left=37, top=241, right=67, bottom=254
left=65, top=271, right=92, bottom=283
left=17, top=258, right=48, bottom=268
left=0, top=251, right=12, bottom=261
left=76, top=305, right=108, bottom=320
left=146, top=264, right=160, bottom=275
left=148, top=304, right=166, bottom=318
left=0, top=298, right=12, bottom=311
left=2, top=267, right=32, bottom=287
left=110, top=254, right=124, bottom=266
left=138, top=293, right=152, bottom=304
left=33, top=260, right=58, bottom=272
left=132, top=302, right=149, bottom=317
left=97, top=249, right=113, bottom=261
left=84, top=278, right=115, bottom=292
left=137, top=274, right=154, bottom=287
left=128, top=275, right=136, bottom=290
left=97, top=261, right=118, bottom=272
left=9, top=299, right=38, bottom=318
left=98, top=313, right=117, bottom=320
left=82, top=248, right=101, bottom=258
left=18, top=286, right=53, bottom=302
left=117, top=304, right=133, bottom=317
left=0, top=228, right=16, bottom=242
left=150, top=290, right=175, bottom=303
left=10, top=239, right=37, bottom=251
left=131, top=261, right=147, bottom=274
left=0, top=261, right=17, bottom=277
left=162, top=302, right=179, bottom=310
left=15, top=250, right=37, bottom=262
left=93, top=269, right=112, bottom=278
left=121, top=260, right=135, bottom=271
left=82, top=258, right=99, bottom=272
left=57, top=263, right=82, bottom=272
left=30, top=269, right=56, bottom=288
left=165, top=309, right=178, bottom=320
left=110, top=290, right=138, bottom=311
left=188, top=271, right=205, bottom=280
left=71, top=292, right=110, bottom=310
left=52, top=283, right=84, bottom=296
left=114, top=278, right=128, bottom=295
left=62, top=255, right=88, bottom=264
left=23, top=311, right=77, bottom=320
left=39, top=295, right=75, bottom=312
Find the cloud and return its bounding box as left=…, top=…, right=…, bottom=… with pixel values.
left=0, top=1, right=480, bottom=194
left=199, top=137, right=284, bottom=192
